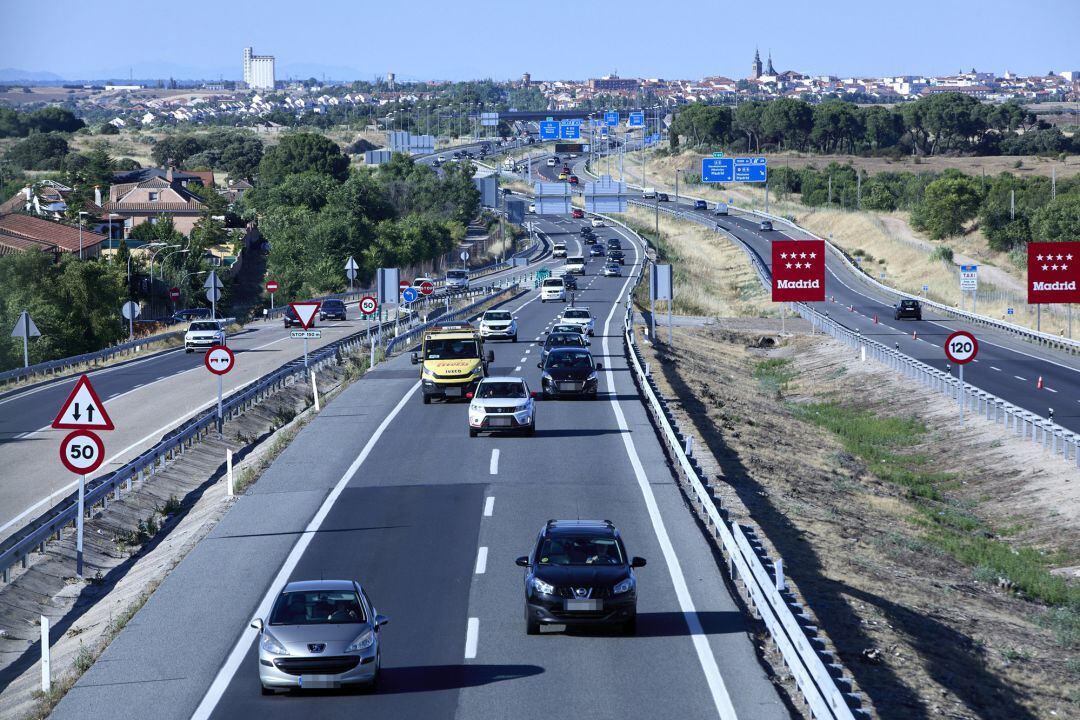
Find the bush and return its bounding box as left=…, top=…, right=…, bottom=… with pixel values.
left=928, top=245, right=954, bottom=263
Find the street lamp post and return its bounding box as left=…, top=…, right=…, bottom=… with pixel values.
left=148, top=244, right=180, bottom=319
left=77, top=211, right=88, bottom=260
left=675, top=169, right=682, bottom=213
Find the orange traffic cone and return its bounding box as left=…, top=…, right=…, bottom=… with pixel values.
left=1037, top=376, right=1044, bottom=390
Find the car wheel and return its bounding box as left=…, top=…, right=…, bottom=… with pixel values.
left=622, top=615, right=637, bottom=635
left=541, top=299, right=545, bottom=303
left=469, top=428, right=478, bottom=438
left=261, top=685, right=276, bottom=696
left=185, top=348, right=192, bottom=354
left=916, top=314, right=922, bottom=321
left=525, top=423, right=535, bottom=436
left=526, top=607, right=540, bottom=635
left=512, top=335, right=518, bottom=343
left=422, top=395, right=431, bottom=405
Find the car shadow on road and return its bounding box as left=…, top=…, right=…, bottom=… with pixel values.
left=558, top=610, right=744, bottom=638
left=278, top=664, right=545, bottom=697
left=531, top=427, right=628, bottom=438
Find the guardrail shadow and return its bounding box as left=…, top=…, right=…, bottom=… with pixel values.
left=649, top=342, right=1039, bottom=720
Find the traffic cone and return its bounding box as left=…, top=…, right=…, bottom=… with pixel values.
left=873, top=315, right=878, bottom=324
left=849, top=305, right=854, bottom=312
left=913, top=330, right=917, bottom=340
left=1037, top=376, right=1044, bottom=390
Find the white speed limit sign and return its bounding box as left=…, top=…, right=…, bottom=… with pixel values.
left=944, top=330, right=978, bottom=364
left=59, top=430, right=105, bottom=475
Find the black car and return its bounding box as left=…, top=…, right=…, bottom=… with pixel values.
left=894, top=298, right=923, bottom=320
left=693, top=199, right=708, bottom=210
left=516, top=519, right=646, bottom=635
left=606, top=238, right=622, bottom=250
left=589, top=244, right=605, bottom=257
left=607, top=249, right=625, bottom=265
left=172, top=308, right=213, bottom=323
left=658, top=193, right=670, bottom=202
left=562, top=273, right=578, bottom=291
left=540, top=332, right=589, bottom=362
left=283, top=305, right=314, bottom=328
left=580, top=226, right=595, bottom=238
left=538, top=347, right=601, bottom=399
left=319, top=298, right=347, bottom=321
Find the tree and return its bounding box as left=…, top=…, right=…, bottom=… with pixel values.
left=1031, top=193, right=1080, bottom=243
left=97, top=123, right=120, bottom=136
left=910, top=173, right=984, bottom=239
left=733, top=101, right=767, bottom=152
left=810, top=101, right=863, bottom=154
left=861, top=106, right=904, bottom=151
left=26, top=106, right=84, bottom=134
left=4, top=132, right=70, bottom=170
left=669, top=103, right=732, bottom=148
left=761, top=98, right=813, bottom=151
left=978, top=174, right=1051, bottom=252
left=151, top=134, right=205, bottom=167
left=257, top=132, right=349, bottom=186
left=917, top=93, right=987, bottom=154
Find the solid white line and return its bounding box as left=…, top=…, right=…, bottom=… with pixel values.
left=1046, top=387, right=1058, bottom=393
left=489, top=448, right=500, bottom=475
left=475, top=547, right=488, bottom=574
left=990, top=366, right=1002, bottom=371
left=1015, top=375, right=1027, bottom=381
left=190, top=381, right=421, bottom=720
left=464, top=617, right=480, bottom=659
left=483, top=496, right=495, bottom=517
left=599, top=224, right=737, bottom=719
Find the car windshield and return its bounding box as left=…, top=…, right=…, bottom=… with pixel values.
left=446, top=271, right=467, bottom=279
left=567, top=257, right=583, bottom=263
left=475, top=381, right=527, bottom=399
left=546, top=352, right=592, bottom=369
left=543, top=279, right=564, bottom=287
left=323, top=300, right=344, bottom=309
left=538, top=536, right=624, bottom=566
left=546, top=334, right=584, bottom=348
left=269, top=590, right=366, bottom=625
left=564, top=310, right=589, bottom=320
left=190, top=322, right=219, bottom=331
left=551, top=325, right=582, bottom=334
left=425, top=338, right=480, bottom=360
left=485, top=312, right=512, bottom=321
left=901, top=300, right=918, bottom=308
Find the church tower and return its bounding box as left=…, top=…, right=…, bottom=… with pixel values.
left=766, top=50, right=776, bottom=76
left=751, top=48, right=762, bottom=80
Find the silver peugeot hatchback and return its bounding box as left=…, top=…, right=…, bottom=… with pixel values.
left=251, top=579, right=388, bottom=694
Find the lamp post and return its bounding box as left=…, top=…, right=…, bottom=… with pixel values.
left=148, top=244, right=180, bottom=319
left=178, top=270, right=208, bottom=312
left=106, top=213, right=119, bottom=261
left=675, top=168, right=682, bottom=213
left=77, top=211, right=88, bottom=260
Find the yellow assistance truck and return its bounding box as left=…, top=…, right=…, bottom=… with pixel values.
left=411, top=325, right=495, bottom=404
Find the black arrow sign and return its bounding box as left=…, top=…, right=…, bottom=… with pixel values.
left=72, top=403, right=81, bottom=421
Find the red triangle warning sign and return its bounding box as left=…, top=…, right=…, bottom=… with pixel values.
left=52, top=375, right=115, bottom=431
left=289, top=302, right=321, bottom=330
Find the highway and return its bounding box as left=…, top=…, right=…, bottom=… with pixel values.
left=50, top=212, right=788, bottom=720
left=533, top=149, right=1080, bottom=434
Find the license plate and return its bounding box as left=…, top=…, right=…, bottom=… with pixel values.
left=444, top=387, right=462, bottom=396
left=558, top=383, right=580, bottom=392
left=489, top=417, right=512, bottom=427
left=299, top=675, right=339, bottom=689
left=565, top=599, right=601, bottom=612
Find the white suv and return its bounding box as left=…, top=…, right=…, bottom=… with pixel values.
left=560, top=307, right=595, bottom=336
left=564, top=256, right=585, bottom=274
left=479, top=310, right=518, bottom=342
left=540, top=277, right=566, bottom=303
left=184, top=320, right=226, bottom=353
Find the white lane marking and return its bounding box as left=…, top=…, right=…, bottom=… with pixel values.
left=514, top=366, right=522, bottom=372
left=525, top=349, right=531, bottom=354
left=1015, top=375, right=1027, bottom=381
left=599, top=222, right=737, bottom=719
left=190, top=381, right=421, bottom=720
left=475, top=547, right=488, bottom=574
left=519, top=357, right=527, bottom=363
left=484, top=496, right=495, bottom=516
left=464, top=617, right=480, bottom=659
left=489, top=449, right=500, bottom=475
left=1046, top=387, right=1058, bottom=393
left=990, top=366, right=1002, bottom=371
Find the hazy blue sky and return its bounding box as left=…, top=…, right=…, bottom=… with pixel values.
left=3, top=0, right=1078, bottom=81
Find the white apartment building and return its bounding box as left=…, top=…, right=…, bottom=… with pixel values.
left=242, top=46, right=275, bottom=90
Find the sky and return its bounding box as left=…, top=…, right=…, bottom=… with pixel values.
left=2, top=0, right=1078, bottom=82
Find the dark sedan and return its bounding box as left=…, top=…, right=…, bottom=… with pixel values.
left=894, top=298, right=923, bottom=320
left=540, top=332, right=590, bottom=363
left=537, top=347, right=601, bottom=399
left=320, top=299, right=347, bottom=321
left=607, top=249, right=625, bottom=265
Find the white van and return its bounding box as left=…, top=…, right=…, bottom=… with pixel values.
left=565, top=256, right=586, bottom=274
left=552, top=242, right=567, bottom=258
left=642, top=188, right=657, bottom=199
left=541, top=277, right=566, bottom=303
left=546, top=158, right=557, bottom=167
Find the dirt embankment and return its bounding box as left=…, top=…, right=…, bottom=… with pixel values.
left=638, top=324, right=1078, bottom=719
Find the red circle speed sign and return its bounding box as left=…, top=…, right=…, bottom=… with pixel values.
left=944, top=330, right=978, bottom=364
left=419, top=280, right=435, bottom=296
left=266, top=280, right=279, bottom=293
left=204, top=344, right=235, bottom=375
left=169, top=287, right=180, bottom=302
left=60, top=430, right=105, bottom=475
left=359, top=295, right=378, bottom=315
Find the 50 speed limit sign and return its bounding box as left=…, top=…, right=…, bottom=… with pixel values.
left=944, top=330, right=978, bottom=364
left=359, top=295, right=378, bottom=315
left=59, top=430, right=105, bottom=475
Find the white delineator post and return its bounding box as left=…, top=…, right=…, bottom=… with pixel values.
left=311, top=369, right=320, bottom=412
left=226, top=448, right=234, bottom=497
left=40, top=615, right=50, bottom=693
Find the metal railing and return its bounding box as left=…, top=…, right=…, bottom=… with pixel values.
left=603, top=208, right=862, bottom=719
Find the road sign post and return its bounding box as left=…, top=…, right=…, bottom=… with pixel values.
left=11, top=310, right=40, bottom=368
left=204, top=272, right=223, bottom=319
left=944, top=330, right=978, bottom=423
left=121, top=301, right=140, bottom=342
left=288, top=302, right=320, bottom=367
left=59, top=429, right=105, bottom=578
left=266, top=280, right=278, bottom=312
left=204, top=344, right=235, bottom=433
left=360, top=296, right=379, bottom=370
left=345, top=256, right=359, bottom=293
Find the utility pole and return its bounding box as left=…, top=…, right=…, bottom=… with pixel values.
left=1010, top=189, right=1015, bottom=221
left=1052, top=165, right=1057, bottom=200
left=856, top=173, right=862, bottom=210
left=828, top=176, right=833, bottom=205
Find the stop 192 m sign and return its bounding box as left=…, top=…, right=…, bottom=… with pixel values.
left=944, top=330, right=978, bottom=364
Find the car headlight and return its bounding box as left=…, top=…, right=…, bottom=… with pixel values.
left=345, top=628, right=375, bottom=653
left=613, top=577, right=635, bottom=595
left=542, top=372, right=553, bottom=383
left=421, top=366, right=435, bottom=378
left=260, top=630, right=288, bottom=655
left=586, top=372, right=598, bottom=383
left=532, top=577, right=555, bottom=595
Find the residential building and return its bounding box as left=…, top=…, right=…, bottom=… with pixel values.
left=243, top=46, right=275, bottom=90
left=588, top=75, right=639, bottom=92
left=104, top=168, right=206, bottom=237
left=0, top=213, right=106, bottom=258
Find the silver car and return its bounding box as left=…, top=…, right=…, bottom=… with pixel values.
left=251, top=579, right=388, bottom=694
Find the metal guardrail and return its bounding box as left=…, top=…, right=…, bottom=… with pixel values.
left=604, top=209, right=862, bottom=719
left=385, top=284, right=524, bottom=356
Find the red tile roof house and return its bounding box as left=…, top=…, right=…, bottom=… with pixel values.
left=104, top=168, right=206, bottom=238
left=0, top=213, right=107, bottom=258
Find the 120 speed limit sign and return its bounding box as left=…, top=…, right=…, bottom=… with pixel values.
left=59, top=430, right=105, bottom=475
left=944, top=330, right=978, bottom=364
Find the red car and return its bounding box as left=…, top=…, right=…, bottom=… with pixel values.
left=568, top=175, right=579, bottom=184
left=571, top=208, right=584, bottom=219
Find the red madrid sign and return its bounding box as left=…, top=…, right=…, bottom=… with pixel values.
left=1027, top=242, right=1080, bottom=304
left=771, top=240, right=825, bottom=302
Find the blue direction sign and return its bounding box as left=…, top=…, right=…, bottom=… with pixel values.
left=701, top=157, right=734, bottom=183
left=401, top=287, right=418, bottom=304
left=539, top=120, right=560, bottom=140
left=560, top=123, right=580, bottom=139
left=733, top=157, right=767, bottom=182
left=604, top=111, right=620, bottom=127
left=628, top=112, right=644, bottom=127
left=591, top=118, right=604, bottom=127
